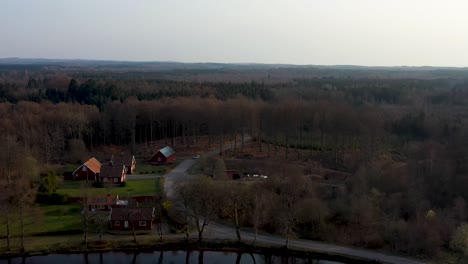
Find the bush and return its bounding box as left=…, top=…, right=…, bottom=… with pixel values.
left=36, top=193, right=68, bottom=205
left=120, top=181, right=127, bottom=187
left=451, top=222, right=468, bottom=255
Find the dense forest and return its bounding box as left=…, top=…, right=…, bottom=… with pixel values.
left=2, top=62, right=468, bottom=260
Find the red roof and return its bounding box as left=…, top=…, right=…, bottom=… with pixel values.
left=73, top=157, right=101, bottom=174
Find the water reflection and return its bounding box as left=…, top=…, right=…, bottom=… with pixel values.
left=2, top=251, right=345, bottom=264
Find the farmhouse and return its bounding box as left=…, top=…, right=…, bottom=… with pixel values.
left=88, top=195, right=127, bottom=212
left=150, top=146, right=176, bottom=164
left=72, top=157, right=101, bottom=181
left=109, top=207, right=155, bottom=230
left=111, top=153, right=136, bottom=174
left=99, top=164, right=127, bottom=184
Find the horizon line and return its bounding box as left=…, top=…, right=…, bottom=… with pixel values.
left=1, top=57, right=468, bottom=69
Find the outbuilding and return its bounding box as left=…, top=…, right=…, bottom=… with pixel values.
left=150, top=146, right=176, bottom=164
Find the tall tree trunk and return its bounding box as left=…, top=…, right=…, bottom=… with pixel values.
left=157, top=222, right=163, bottom=242
left=235, top=203, right=241, bottom=242
left=20, top=205, right=25, bottom=251
left=219, top=133, right=223, bottom=156
left=267, top=134, right=270, bottom=158
left=132, top=222, right=137, bottom=243
left=185, top=220, right=190, bottom=240
left=234, top=132, right=237, bottom=154
left=99, top=217, right=103, bottom=242
left=172, top=121, right=176, bottom=147
left=5, top=207, right=11, bottom=252
left=241, top=127, right=244, bottom=151
left=84, top=221, right=88, bottom=246
left=197, top=218, right=208, bottom=243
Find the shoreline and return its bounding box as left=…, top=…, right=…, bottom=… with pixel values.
left=0, top=238, right=380, bottom=263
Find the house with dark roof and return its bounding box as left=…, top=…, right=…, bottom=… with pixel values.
left=150, top=146, right=176, bottom=164
left=88, top=194, right=127, bottom=212
left=109, top=207, right=155, bottom=230
left=111, top=153, right=136, bottom=174
left=72, top=157, right=101, bottom=181
left=99, top=164, right=127, bottom=184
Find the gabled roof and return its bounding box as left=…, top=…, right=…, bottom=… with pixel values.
left=99, top=165, right=125, bottom=178
left=111, top=153, right=135, bottom=167
left=73, top=157, right=101, bottom=174
left=156, top=146, right=175, bottom=158
left=89, top=195, right=119, bottom=205
left=110, top=207, right=154, bottom=221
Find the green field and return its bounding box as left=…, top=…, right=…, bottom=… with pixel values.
left=0, top=204, right=82, bottom=239
left=1, top=178, right=165, bottom=242
left=133, top=158, right=183, bottom=175
left=57, top=178, right=164, bottom=197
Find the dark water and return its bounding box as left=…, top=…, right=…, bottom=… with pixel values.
left=2, top=251, right=344, bottom=264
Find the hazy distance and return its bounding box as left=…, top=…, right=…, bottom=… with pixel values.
left=1, top=0, right=468, bottom=67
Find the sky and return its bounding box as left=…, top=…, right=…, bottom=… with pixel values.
left=1, top=0, right=468, bottom=67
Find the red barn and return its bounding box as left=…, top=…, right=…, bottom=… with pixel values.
left=99, top=164, right=127, bottom=185
left=150, top=146, right=176, bottom=163
left=111, top=153, right=136, bottom=174
left=72, top=157, right=101, bottom=181
left=109, top=207, right=155, bottom=231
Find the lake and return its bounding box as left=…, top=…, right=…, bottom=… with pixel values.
left=2, top=251, right=345, bottom=264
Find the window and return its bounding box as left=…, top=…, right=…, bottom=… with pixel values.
left=83, top=166, right=87, bottom=171
left=103, top=177, right=108, bottom=182
left=115, top=221, right=120, bottom=226
left=113, top=177, right=118, bottom=183
left=158, top=157, right=161, bottom=162
left=98, top=205, right=104, bottom=209
left=139, top=221, right=147, bottom=227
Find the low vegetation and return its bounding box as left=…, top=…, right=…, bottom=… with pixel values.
left=57, top=178, right=164, bottom=197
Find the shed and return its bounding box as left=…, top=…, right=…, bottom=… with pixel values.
left=150, top=146, right=176, bottom=163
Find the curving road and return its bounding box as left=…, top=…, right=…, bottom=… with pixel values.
left=160, top=141, right=426, bottom=264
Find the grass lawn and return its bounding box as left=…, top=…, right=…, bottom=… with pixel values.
left=57, top=178, right=164, bottom=197
left=134, top=158, right=183, bottom=175
left=134, top=160, right=167, bottom=174
left=0, top=204, right=82, bottom=239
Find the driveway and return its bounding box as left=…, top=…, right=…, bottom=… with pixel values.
left=126, top=174, right=163, bottom=180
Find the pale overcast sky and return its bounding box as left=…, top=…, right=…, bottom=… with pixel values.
left=1, top=0, right=468, bottom=66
